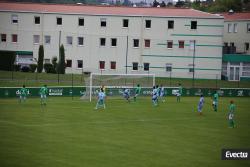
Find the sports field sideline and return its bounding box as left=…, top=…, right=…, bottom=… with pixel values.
left=0, top=96, right=249, bottom=167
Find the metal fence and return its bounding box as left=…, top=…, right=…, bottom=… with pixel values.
left=0, top=70, right=250, bottom=88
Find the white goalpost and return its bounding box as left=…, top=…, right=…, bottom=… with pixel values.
left=86, top=73, right=155, bottom=102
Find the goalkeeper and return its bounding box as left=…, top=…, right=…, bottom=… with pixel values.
left=134, top=84, right=141, bottom=102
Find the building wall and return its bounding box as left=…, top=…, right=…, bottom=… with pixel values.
left=223, top=20, right=250, bottom=54
left=0, top=11, right=223, bottom=79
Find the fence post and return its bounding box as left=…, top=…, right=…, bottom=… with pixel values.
left=12, top=70, right=14, bottom=80
left=216, top=74, right=218, bottom=89
left=36, top=72, right=38, bottom=82
left=57, top=73, right=59, bottom=84
left=169, top=72, right=172, bottom=87
left=72, top=73, right=73, bottom=100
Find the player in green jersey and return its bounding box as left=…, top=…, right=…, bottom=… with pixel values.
left=212, top=91, right=219, bottom=112
left=228, top=100, right=236, bottom=128
left=19, top=85, right=28, bottom=103
left=177, top=83, right=182, bottom=102
left=133, top=84, right=141, bottom=102
left=39, top=85, right=48, bottom=105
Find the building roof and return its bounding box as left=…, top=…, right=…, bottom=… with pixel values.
left=221, top=12, right=250, bottom=21
left=0, top=2, right=222, bottom=19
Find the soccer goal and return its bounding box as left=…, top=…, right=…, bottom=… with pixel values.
left=84, top=73, right=155, bottom=102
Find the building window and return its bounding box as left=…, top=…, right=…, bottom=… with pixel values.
left=78, top=18, right=84, bottom=26
left=230, top=62, right=240, bottom=66
left=144, top=39, right=150, bottom=48
left=132, top=62, right=138, bottom=71
left=189, top=40, right=195, bottom=50
left=245, top=42, right=249, bottom=51
left=166, top=63, right=172, bottom=72
left=168, top=20, right=174, bottom=29
left=133, top=39, right=139, bottom=48
left=44, top=35, right=51, bottom=44
left=100, top=18, right=106, bottom=27
left=123, top=19, right=129, bottom=28
left=100, top=38, right=106, bottom=46
left=57, top=17, right=62, bottom=25
left=67, top=36, right=73, bottom=45
left=167, top=40, right=173, bottom=49
left=44, top=59, right=50, bottom=64
left=144, top=63, right=149, bottom=71
left=247, top=23, right=250, bottom=33
left=242, top=63, right=250, bottom=77
left=99, top=61, right=105, bottom=69
left=189, top=68, right=194, bottom=72
left=33, top=35, right=40, bottom=44
left=188, top=64, right=195, bottom=72
left=66, top=60, right=72, bottom=67
left=191, top=21, right=197, bottom=30
left=11, top=14, right=18, bottom=24
left=1, top=34, right=6, bottom=42
left=111, top=38, right=117, bottom=47
left=179, top=40, right=184, bottom=48
left=222, top=62, right=227, bottom=76
left=228, top=23, right=233, bottom=33
left=145, top=20, right=151, bottom=28
left=110, top=61, right=116, bottom=70
left=12, top=34, right=18, bottom=43
left=78, top=37, right=84, bottom=46
left=233, top=23, right=237, bottom=33
left=34, top=16, right=40, bottom=24
left=77, top=60, right=83, bottom=68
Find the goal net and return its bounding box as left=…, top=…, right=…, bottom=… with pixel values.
left=83, top=73, right=155, bottom=101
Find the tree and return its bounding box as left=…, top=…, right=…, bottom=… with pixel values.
left=57, top=44, right=66, bottom=74
left=153, top=0, right=160, bottom=7
left=37, top=45, right=44, bottom=73
left=51, top=56, right=58, bottom=73
left=175, top=0, right=185, bottom=7
left=243, top=0, right=250, bottom=11
left=160, top=1, right=166, bottom=7
left=192, top=0, right=245, bottom=13
left=115, top=0, right=121, bottom=6
left=167, top=2, right=173, bottom=7
left=123, top=0, right=131, bottom=6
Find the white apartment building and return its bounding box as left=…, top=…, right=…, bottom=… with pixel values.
left=221, top=12, right=250, bottom=81
left=0, top=2, right=224, bottom=79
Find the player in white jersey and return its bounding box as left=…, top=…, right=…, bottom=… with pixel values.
left=152, top=86, right=158, bottom=106
left=123, top=88, right=130, bottom=102
left=95, top=88, right=106, bottom=110
left=197, top=94, right=205, bottom=115
left=159, top=84, right=165, bottom=102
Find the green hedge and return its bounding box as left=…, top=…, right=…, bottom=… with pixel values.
left=0, top=51, right=16, bottom=71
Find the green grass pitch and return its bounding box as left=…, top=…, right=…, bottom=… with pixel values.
left=0, top=96, right=250, bottom=167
